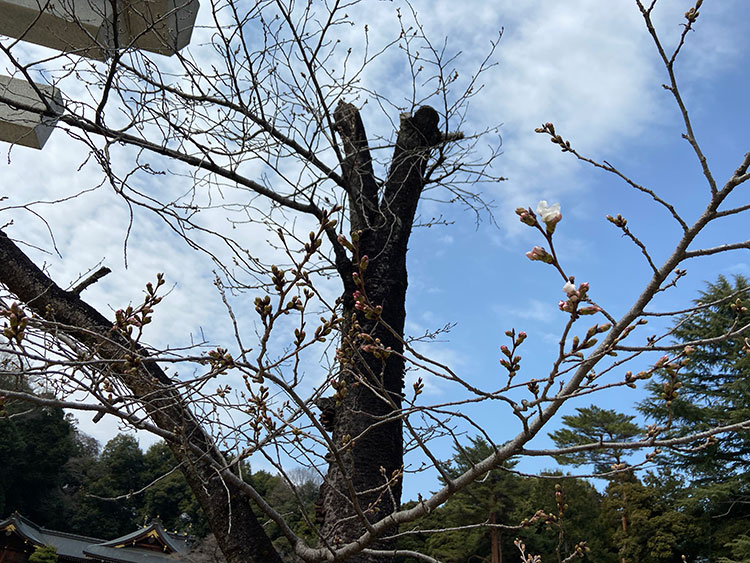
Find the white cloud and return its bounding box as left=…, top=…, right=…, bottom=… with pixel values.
left=505, top=298, right=555, bottom=323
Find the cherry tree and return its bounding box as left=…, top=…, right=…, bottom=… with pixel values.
left=1, top=1, right=749, bottom=562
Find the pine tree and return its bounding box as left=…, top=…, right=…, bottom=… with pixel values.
left=549, top=406, right=642, bottom=563
left=549, top=406, right=642, bottom=474
left=719, top=535, right=750, bottom=563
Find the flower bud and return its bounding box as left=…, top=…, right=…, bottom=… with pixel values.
left=526, top=246, right=554, bottom=264
left=578, top=305, right=601, bottom=315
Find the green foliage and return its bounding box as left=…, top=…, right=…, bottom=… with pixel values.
left=431, top=437, right=524, bottom=562
left=0, top=373, right=79, bottom=529
left=640, top=275, right=750, bottom=483
left=28, top=545, right=58, bottom=563
left=396, top=438, right=616, bottom=563
left=70, top=434, right=147, bottom=538
left=69, top=435, right=213, bottom=539
left=720, top=535, right=750, bottom=563
left=549, top=406, right=704, bottom=562
left=638, top=276, right=750, bottom=561
left=514, top=472, right=617, bottom=563
left=140, top=441, right=209, bottom=536
left=549, top=405, right=642, bottom=473
left=601, top=470, right=702, bottom=563
left=246, top=467, right=321, bottom=562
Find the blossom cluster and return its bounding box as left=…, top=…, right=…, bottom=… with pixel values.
left=521, top=201, right=563, bottom=265
left=560, top=280, right=600, bottom=315
left=516, top=200, right=562, bottom=234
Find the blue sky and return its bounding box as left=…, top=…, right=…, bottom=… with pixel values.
left=2, top=0, right=750, bottom=500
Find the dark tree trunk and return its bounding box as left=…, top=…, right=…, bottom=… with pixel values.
left=490, top=511, right=501, bottom=563
left=316, top=104, right=441, bottom=561
left=0, top=230, right=283, bottom=563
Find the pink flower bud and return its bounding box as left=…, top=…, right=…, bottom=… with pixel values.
left=526, top=246, right=553, bottom=264
left=578, top=305, right=601, bottom=316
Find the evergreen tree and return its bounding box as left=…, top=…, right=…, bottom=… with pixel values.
left=395, top=438, right=523, bottom=562
left=720, top=535, right=750, bottom=563
left=639, top=275, right=750, bottom=561
left=70, top=434, right=147, bottom=538
left=640, top=275, right=750, bottom=483
left=514, top=472, right=617, bottom=563
left=396, top=446, right=613, bottom=563
left=0, top=371, right=79, bottom=528
left=397, top=438, right=579, bottom=563
left=262, top=472, right=320, bottom=562
left=549, top=406, right=642, bottom=563
left=549, top=406, right=642, bottom=473
left=141, top=441, right=209, bottom=536
left=600, top=470, right=702, bottom=563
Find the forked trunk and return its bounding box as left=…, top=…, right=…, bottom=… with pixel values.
left=315, top=103, right=441, bottom=561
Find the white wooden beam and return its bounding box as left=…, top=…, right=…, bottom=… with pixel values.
left=122, top=0, right=200, bottom=55
left=0, top=0, right=113, bottom=60
left=0, top=75, right=64, bottom=149
left=0, top=0, right=199, bottom=58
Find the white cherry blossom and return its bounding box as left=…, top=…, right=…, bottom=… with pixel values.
left=537, top=200, right=562, bottom=228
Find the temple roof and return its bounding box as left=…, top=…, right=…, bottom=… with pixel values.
left=0, top=513, right=192, bottom=562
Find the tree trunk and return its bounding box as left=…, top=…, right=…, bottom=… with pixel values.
left=315, top=104, right=441, bottom=561
left=619, top=481, right=628, bottom=563
left=491, top=511, right=501, bottom=563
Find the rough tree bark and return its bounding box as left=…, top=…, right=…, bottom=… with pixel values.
left=318, top=102, right=442, bottom=561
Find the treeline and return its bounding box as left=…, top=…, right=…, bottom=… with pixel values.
left=0, top=374, right=205, bottom=538
left=395, top=436, right=749, bottom=563
left=0, top=376, right=320, bottom=560
left=1, top=403, right=746, bottom=562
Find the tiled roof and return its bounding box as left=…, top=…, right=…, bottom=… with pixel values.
left=95, top=521, right=189, bottom=554
left=0, top=513, right=193, bottom=563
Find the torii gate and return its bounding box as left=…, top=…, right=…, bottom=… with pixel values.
left=0, top=0, right=200, bottom=148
